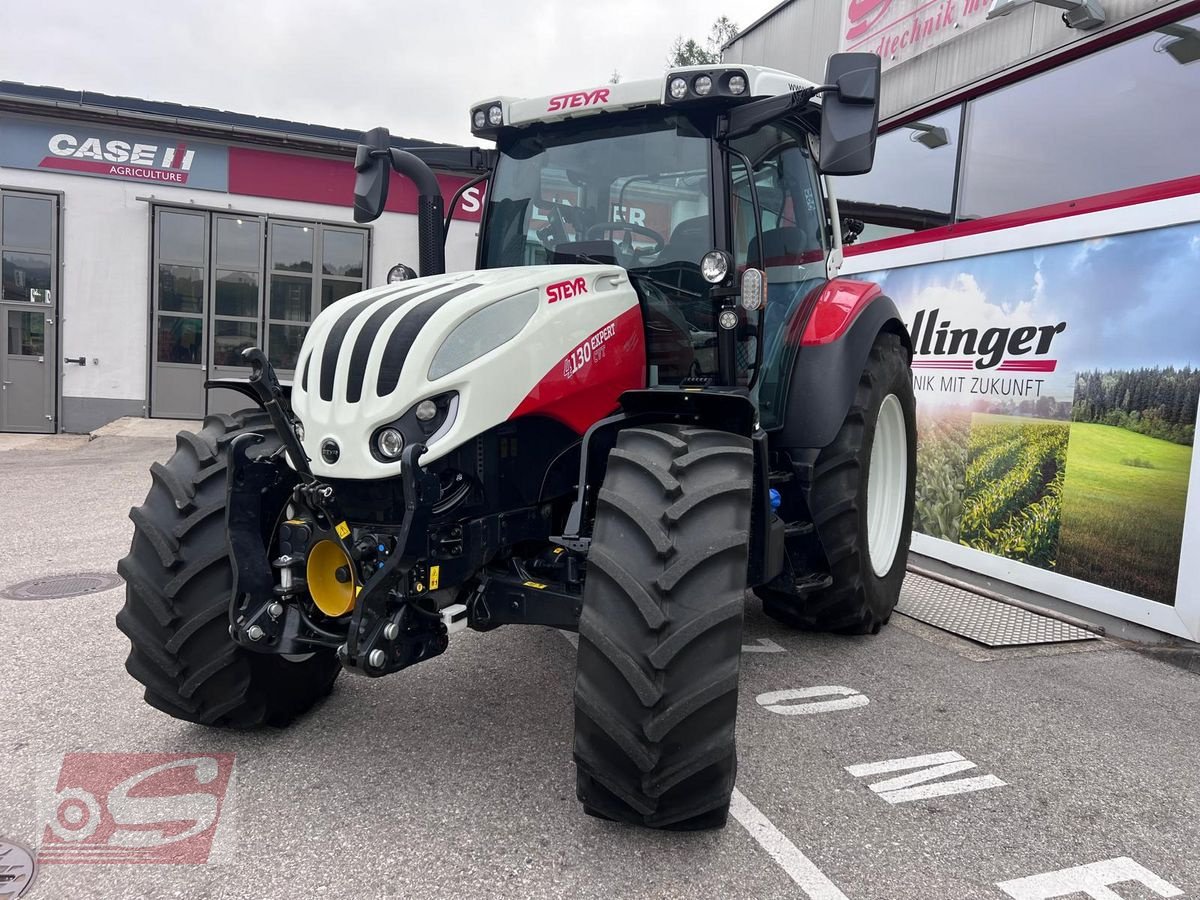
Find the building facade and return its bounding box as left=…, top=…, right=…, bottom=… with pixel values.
left=727, top=0, right=1200, bottom=638
left=0, top=83, right=483, bottom=433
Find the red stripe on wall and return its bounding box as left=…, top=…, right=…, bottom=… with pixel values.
left=226, top=146, right=484, bottom=222
left=173, top=143, right=187, bottom=170
left=845, top=172, right=1200, bottom=258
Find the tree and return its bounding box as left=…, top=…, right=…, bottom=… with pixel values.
left=609, top=69, right=621, bottom=84
left=668, top=16, right=739, bottom=67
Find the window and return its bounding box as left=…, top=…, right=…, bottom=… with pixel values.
left=831, top=104, right=961, bottom=244
left=2, top=193, right=55, bottom=303
left=958, top=13, right=1200, bottom=220
left=481, top=113, right=718, bottom=382
left=266, top=221, right=368, bottom=370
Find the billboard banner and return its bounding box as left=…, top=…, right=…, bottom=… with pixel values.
left=855, top=221, right=1200, bottom=608
left=840, top=0, right=992, bottom=71
left=0, top=116, right=229, bottom=191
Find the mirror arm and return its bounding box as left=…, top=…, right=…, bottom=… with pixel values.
left=719, top=85, right=833, bottom=142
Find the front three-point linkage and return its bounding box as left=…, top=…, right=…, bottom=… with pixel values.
left=310, top=443, right=449, bottom=677
left=226, top=349, right=450, bottom=676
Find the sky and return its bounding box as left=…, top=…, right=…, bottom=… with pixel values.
left=0, top=0, right=772, bottom=146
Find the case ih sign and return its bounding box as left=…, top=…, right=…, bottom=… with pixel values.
left=0, top=116, right=229, bottom=190
left=840, top=0, right=991, bottom=70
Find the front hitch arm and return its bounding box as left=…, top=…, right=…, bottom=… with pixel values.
left=241, top=347, right=311, bottom=477
left=330, top=441, right=443, bottom=676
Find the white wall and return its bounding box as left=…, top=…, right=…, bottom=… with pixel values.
left=0, top=166, right=480, bottom=408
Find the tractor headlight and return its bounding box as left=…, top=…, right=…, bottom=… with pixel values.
left=376, top=427, right=405, bottom=460
left=668, top=77, right=688, bottom=100
left=694, top=75, right=713, bottom=96
left=473, top=110, right=486, bottom=130
left=700, top=249, right=731, bottom=284
left=488, top=104, right=503, bottom=126
left=415, top=399, right=439, bottom=422
left=428, top=289, right=539, bottom=380
left=728, top=73, right=748, bottom=95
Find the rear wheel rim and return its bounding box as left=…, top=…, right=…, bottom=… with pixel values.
left=867, top=393, right=907, bottom=578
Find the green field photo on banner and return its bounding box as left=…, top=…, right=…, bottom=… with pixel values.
left=862, top=221, right=1200, bottom=606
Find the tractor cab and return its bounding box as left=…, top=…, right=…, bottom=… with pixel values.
left=355, top=56, right=883, bottom=424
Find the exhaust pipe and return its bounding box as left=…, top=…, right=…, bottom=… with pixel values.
left=353, top=127, right=446, bottom=278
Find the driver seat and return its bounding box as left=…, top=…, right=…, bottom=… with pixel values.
left=656, top=216, right=710, bottom=266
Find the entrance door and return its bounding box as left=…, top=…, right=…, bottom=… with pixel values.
left=150, top=208, right=208, bottom=419
left=0, top=190, right=58, bottom=433
left=207, top=214, right=264, bottom=416
left=149, top=208, right=368, bottom=418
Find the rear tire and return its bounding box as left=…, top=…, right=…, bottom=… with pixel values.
left=573, top=425, right=752, bottom=829
left=758, top=332, right=916, bottom=634
left=116, top=409, right=340, bottom=728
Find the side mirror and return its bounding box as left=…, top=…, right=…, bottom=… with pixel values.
left=353, top=126, right=392, bottom=223
left=818, top=52, right=881, bottom=176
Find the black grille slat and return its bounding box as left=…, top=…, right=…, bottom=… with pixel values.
left=344, top=283, right=455, bottom=403
left=318, top=294, right=386, bottom=402
left=375, top=283, right=482, bottom=397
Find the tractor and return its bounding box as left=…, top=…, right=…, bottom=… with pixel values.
left=117, top=52, right=916, bottom=831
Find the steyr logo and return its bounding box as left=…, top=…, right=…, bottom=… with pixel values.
left=38, top=753, right=235, bottom=865
left=41, top=132, right=195, bottom=183
left=845, top=0, right=893, bottom=41
left=547, top=277, right=588, bottom=303
left=547, top=89, right=610, bottom=113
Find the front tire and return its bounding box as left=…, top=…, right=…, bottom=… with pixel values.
left=573, top=425, right=752, bottom=829
left=759, top=332, right=916, bottom=634
left=116, top=410, right=340, bottom=728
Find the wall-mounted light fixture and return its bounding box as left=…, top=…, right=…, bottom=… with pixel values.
left=904, top=122, right=951, bottom=149
left=986, top=0, right=1106, bottom=31
left=1154, top=23, right=1200, bottom=65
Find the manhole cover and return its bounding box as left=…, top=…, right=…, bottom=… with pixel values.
left=1, top=572, right=123, bottom=601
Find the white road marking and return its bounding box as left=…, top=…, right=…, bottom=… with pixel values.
left=729, top=789, right=851, bottom=900
left=557, top=630, right=845, bottom=898
left=743, top=638, right=786, bottom=653
left=996, top=857, right=1182, bottom=899
left=845, top=751, right=1005, bottom=804
left=756, top=686, right=869, bottom=715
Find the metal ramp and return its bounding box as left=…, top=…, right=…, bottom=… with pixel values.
left=898, top=573, right=1098, bottom=647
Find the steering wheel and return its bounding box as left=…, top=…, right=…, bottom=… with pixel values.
left=585, top=222, right=666, bottom=256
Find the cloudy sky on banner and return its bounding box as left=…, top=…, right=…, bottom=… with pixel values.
left=0, top=0, right=770, bottom=146
left=872, top=221, right=1200, bottom=377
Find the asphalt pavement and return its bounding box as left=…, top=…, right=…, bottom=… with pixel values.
left=1, top=428, right=1197, bottom=900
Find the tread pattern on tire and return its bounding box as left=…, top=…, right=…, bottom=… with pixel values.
left=573, top=424, right=752, bottom=830
left=117, top=409, right=339, bottom=729
left=758, top=332, right=916, bottom=635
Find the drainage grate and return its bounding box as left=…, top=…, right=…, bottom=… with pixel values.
left=897, top=573, right=1098, bottom=647
left=1, top=572, right=124, bottom=601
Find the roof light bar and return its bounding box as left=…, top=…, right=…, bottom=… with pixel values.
left=663, top=69, right=752, bottom=104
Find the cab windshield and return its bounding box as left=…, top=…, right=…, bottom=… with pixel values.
left=481, top=113, right=719, bottom=382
